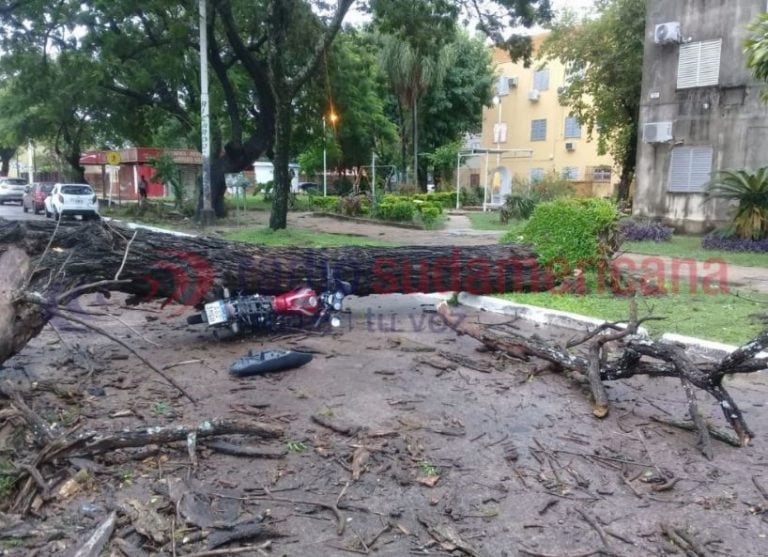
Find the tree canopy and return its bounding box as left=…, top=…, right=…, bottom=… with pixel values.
left=539, top=0, right=645, bottom=203
left=0, top=0, right=552, bottom=228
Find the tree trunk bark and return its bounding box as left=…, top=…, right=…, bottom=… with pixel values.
left=269, top=99, right=292, bottom=230
left=0, top=147, right=15, bottom=176
left=0, top=217, right=548, bottom=365
left=616, top=124, right=637, bottom=204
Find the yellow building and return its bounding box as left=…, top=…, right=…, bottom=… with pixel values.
left=476, top=36, right=616, bottom=206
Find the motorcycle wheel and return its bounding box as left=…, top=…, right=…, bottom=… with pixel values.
left=186, top=313, right=205, bottom=325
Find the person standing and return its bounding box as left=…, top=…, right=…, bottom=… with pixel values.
left=139, top=176, right=148, bottom=205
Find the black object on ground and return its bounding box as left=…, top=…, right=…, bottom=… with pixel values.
left=229, top=349, right=313, bottom=377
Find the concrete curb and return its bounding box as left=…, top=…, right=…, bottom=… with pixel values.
left=102, top=217, right=196, bottom=238
left=455, top=292, right=648, bottom=337
left=452, top=292, right=762, bottom=361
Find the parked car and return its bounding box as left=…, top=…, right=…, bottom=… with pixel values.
left=0, top=177, right=29, bottom=205
left=44, top=183, right=100, bottom=220
left=22, top=182, right=55, bottom=214
left=297, top=182, right=320, bottom=193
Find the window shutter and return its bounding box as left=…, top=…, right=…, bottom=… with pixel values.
left=531, top=119, right=547, bottom=141
left=564, top=117, right=581, bottom=139
left=496, top=76, right=509, bottom=96
left=533, top=69, right=550, bottom=91
left=562, top=167, right=579, bottom=180
left=668, top=146, right=713, bottom=192
left=493, top=123, right=507, bottom=143
left=698, top=40, right=721, bottom=86
left=677, top=40, right=721, bottom=89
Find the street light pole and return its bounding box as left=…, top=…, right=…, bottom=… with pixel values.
left=371, top=152, right=377, bottom=197
left=323, top=115, right=327, bottom=197
left=199, top=0, right=213, bottom=225
left=492, top=95, right=502, bottom=206
left=455, top=151, right=461, bottom=210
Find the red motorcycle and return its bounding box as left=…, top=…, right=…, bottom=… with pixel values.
left=186, top=265, right=351, bottom=336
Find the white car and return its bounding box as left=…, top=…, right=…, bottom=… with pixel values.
left=44, top=183, right=100, bottom=221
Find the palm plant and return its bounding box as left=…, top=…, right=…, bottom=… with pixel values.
left=378, top=36, right=454, bottom=185
left=705, top=168, right=768, bottom=240
left=150, top=153, right=183, bottom=209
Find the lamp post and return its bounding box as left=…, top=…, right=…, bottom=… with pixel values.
left=323, top=111, right=338, bottom=197
left=371, top=152, right=377, bottom=197
left=491, top=95, right=502, bottom=207
left=323, top=116, right=327, bottom=197
left=199, top=0, right=213, bottom=225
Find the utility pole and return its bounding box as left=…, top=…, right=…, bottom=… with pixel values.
left=323, top=115, right=327, bottom=197
left=27, top=140, right=33, bottom=183
left=199, top=0, right=214, bottom=225
left=371, top=152, right=376, bottom=197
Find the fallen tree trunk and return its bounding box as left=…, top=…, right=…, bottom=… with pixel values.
left=0, top=218, right=547, bottom=365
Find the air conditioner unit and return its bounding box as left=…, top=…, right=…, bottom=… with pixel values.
left=507, top=77, right=518, bottom=88
left=643, top=121, right=674, bottom=143
left=528, top=89, right=540, bottom=101
left=565, top=142, right=575, bottom=151
left=654, top=22, right=682, bottom=44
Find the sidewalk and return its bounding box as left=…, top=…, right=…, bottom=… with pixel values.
left=617, top=252, right=768, bottom=294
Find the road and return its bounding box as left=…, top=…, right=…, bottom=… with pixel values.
left=0, top=201, right=45, bottom=222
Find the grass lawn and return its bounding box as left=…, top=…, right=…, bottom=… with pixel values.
left=465, top=211, right=511, bottom=231
left=623, top=236, right=768, bottom=267
left=224, top=227, right=397, bottom=247
left=500, top=285, right=768, bottom=345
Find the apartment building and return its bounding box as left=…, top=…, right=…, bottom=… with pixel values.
left=478, top=36, right=616, bottom=206
left=634, top=0, right=768, bottom=232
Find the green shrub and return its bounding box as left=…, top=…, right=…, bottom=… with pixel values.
left=508, top=197, right=619, bottom=275
left=705, top=167, right=768, bottom=240
left=311, top=195, right=340, bottom=212
left=378, top=200, right=415, bottom=221
left=419, top=205, right=442, bottom=227
left=500, top=194, right=537, bottom=223
left=528, top=171, right=573, bottom=201
left=414, top=192, right=454, bottom=209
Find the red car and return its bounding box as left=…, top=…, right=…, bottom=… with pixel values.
left=22, top=182, right=55, bottom=214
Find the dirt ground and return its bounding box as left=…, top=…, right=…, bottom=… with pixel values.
left=3, top=287, right=768, bottom=557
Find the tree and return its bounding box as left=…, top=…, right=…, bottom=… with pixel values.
left=539, top=0, right=646, bottom=203
left=420, top=32, right=495, bottom=185
left=1, top=0, right=552, bottom=226
left=0, top=217, right=546, bottom=366
left=745, top=12, right=768, bottom=101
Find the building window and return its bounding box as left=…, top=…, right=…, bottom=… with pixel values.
left=496, top=75, right=509, bottom=97
left=677, top=39, right=721, bottom=89
left=668, top=146, right=714, bottom=192
left=533, top=68, right=550, bottom=91
left=562, top=167, right=579, bottom=180
left=564, top=116, right=581, bottom=139
left=530, top=168, right=545, bottom=182
left=531, top=119, right=547, bottom=141
left=591, top=166, right=612, bottom=182
left=493, top=122, right=507, bottom=143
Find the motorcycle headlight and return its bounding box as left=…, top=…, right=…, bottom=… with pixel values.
left=333, top=300, right=342, bottom=311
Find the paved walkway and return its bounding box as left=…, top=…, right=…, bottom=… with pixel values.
left=294, top=212, right=768, bottom=294
left=616, top=252, right=768, bottom=294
